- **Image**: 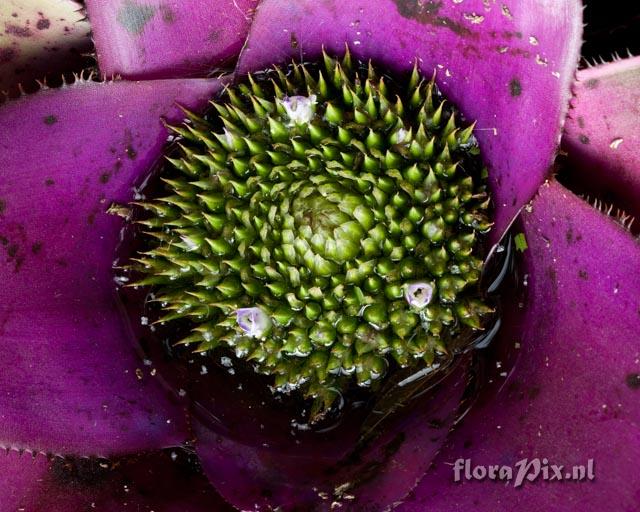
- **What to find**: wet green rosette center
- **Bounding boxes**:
[125,49,493,422]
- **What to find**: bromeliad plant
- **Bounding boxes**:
[1,1,639,511]
[123,53,494,421]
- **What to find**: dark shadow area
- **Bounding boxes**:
[582,2,640,64]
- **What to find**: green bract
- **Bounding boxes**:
[125,49,493,421]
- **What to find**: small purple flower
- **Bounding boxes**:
[0,1,639,511]
[280,95,318,126]
[236,307,271,337]
[404,281,435,309]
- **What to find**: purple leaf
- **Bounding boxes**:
[86,0,258,79]
[563,56,640,221]
[0,449,232,511]
[0,0,92,96]
[397,180,640,511]
[0,78,223,455]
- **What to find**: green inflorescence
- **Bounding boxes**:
[125,48,493,422]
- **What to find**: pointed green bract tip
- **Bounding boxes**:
[125,50,493,422]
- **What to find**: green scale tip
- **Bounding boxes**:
[123,48,494,423]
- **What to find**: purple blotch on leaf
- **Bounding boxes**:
[4,24,33,38]
[36,18,51,31]
[509,78,522,97]
[116,0,156,34]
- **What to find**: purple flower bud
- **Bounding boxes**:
[405,282,435,309]
[236,307,271,337]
